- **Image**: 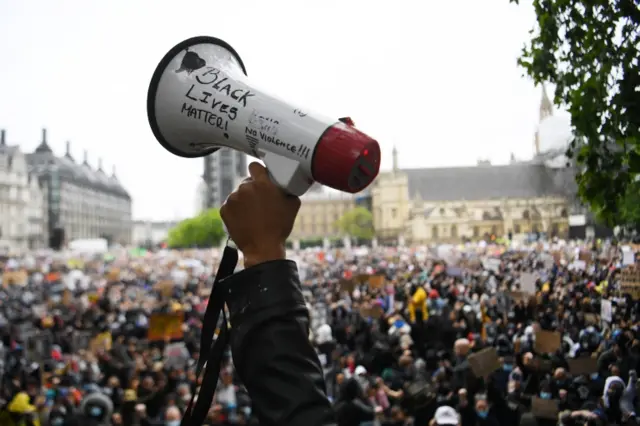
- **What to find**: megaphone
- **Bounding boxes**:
[147,36,381,196]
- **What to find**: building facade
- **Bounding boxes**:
[27,129,133,246]
[132,220,178,247]
[0,130,47,251]
[202,149,247,208]
[290,189,356,241]
[371,87,579,244]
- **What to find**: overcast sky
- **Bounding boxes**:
[0,0,557,221]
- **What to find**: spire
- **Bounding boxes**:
[34,128,53,154]
[111,165,117,178]
[65,141,74,161]
[83,149,89,166]
[540,84,553,122]
[392,145,398,173]
[98,157,104,172]
[0,129,5,146]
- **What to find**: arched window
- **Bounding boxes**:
[522,210,530,220]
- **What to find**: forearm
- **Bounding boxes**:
[226,260,336,426]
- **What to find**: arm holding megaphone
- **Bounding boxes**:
[219,162,337,426]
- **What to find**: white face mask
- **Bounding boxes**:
[166,421,181,426]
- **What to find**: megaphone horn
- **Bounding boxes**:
[147,36,381,196]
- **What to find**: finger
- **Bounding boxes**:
[248,162,269,182]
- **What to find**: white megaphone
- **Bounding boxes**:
[147,36,381,196]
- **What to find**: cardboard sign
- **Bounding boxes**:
[148,312,184,341]
[62,289,72,306]
[568,357,598,376]
[90,332,112,354]
[368,275,385,289]
[339,279,355,293]
[2,270,28,286]
[468,347,501,379]
[621,265,640,300]
[534,330,561,354]
[531,397,559,420]
[360,304,384,319]
[155,280,174,298]
[107,268,121,282]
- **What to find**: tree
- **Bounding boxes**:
[511,0,640,226]
[166,208,226,248]
[336,207,375,240]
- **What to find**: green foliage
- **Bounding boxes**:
[511,0,640,226]
[166,208,226,248]
[336,207,375,240]
[619,180,640,231]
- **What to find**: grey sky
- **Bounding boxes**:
[0,0,561,221]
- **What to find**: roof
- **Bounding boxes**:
[404,163,576,202]
[26,146,131,200]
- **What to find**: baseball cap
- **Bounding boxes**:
[434,406,459,425]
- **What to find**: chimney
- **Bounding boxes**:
[98,157,103,171]
[112,165,117,177]
[42,128,47,143]
[0,130,5,146]
[83,150,88,164]
[65,141,73,160]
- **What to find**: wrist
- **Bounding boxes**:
[242,244,286,268]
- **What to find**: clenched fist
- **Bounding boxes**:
[220,162,301,268]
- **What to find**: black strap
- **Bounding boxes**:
[181,245,238,426]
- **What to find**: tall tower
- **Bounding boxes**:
[392,146,399,173]
[534,84,554,156]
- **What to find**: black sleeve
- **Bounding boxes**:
[225,260,336,426]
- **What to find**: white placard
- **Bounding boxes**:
[601,299,612,323]
[520,272,537,294]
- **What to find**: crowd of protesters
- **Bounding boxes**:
[0,238,638,426]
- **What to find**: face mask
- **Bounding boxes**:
[51,418,64,426]
[89,406,103,417]
[503,364,513,372]
[540,392,552,400]
[166,421,181,426]
[476,409,488,419]
[590,373,599,380]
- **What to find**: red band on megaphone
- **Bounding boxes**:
[312,122,380,193]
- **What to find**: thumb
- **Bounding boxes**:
[248,162,269,182]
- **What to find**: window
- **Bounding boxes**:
[560,208,568,218]
[514,224,521,233]
[522,210,530,220]
[451,225,457,238]
[439,208,445,215]
[391,208,397,219]
[432,226,439,239]
[473,226,479,237]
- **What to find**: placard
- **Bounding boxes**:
[90,331,112,354]
[534,330,561,354]
[467,347,501,379]
[148,312,184,341]
[519,272,537,294]
[601,299,612,323]
[2,270,28,286]
[568,357,598,376]
[368,275,385,289]
[531,397,559,420]
[621,265,640,300]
